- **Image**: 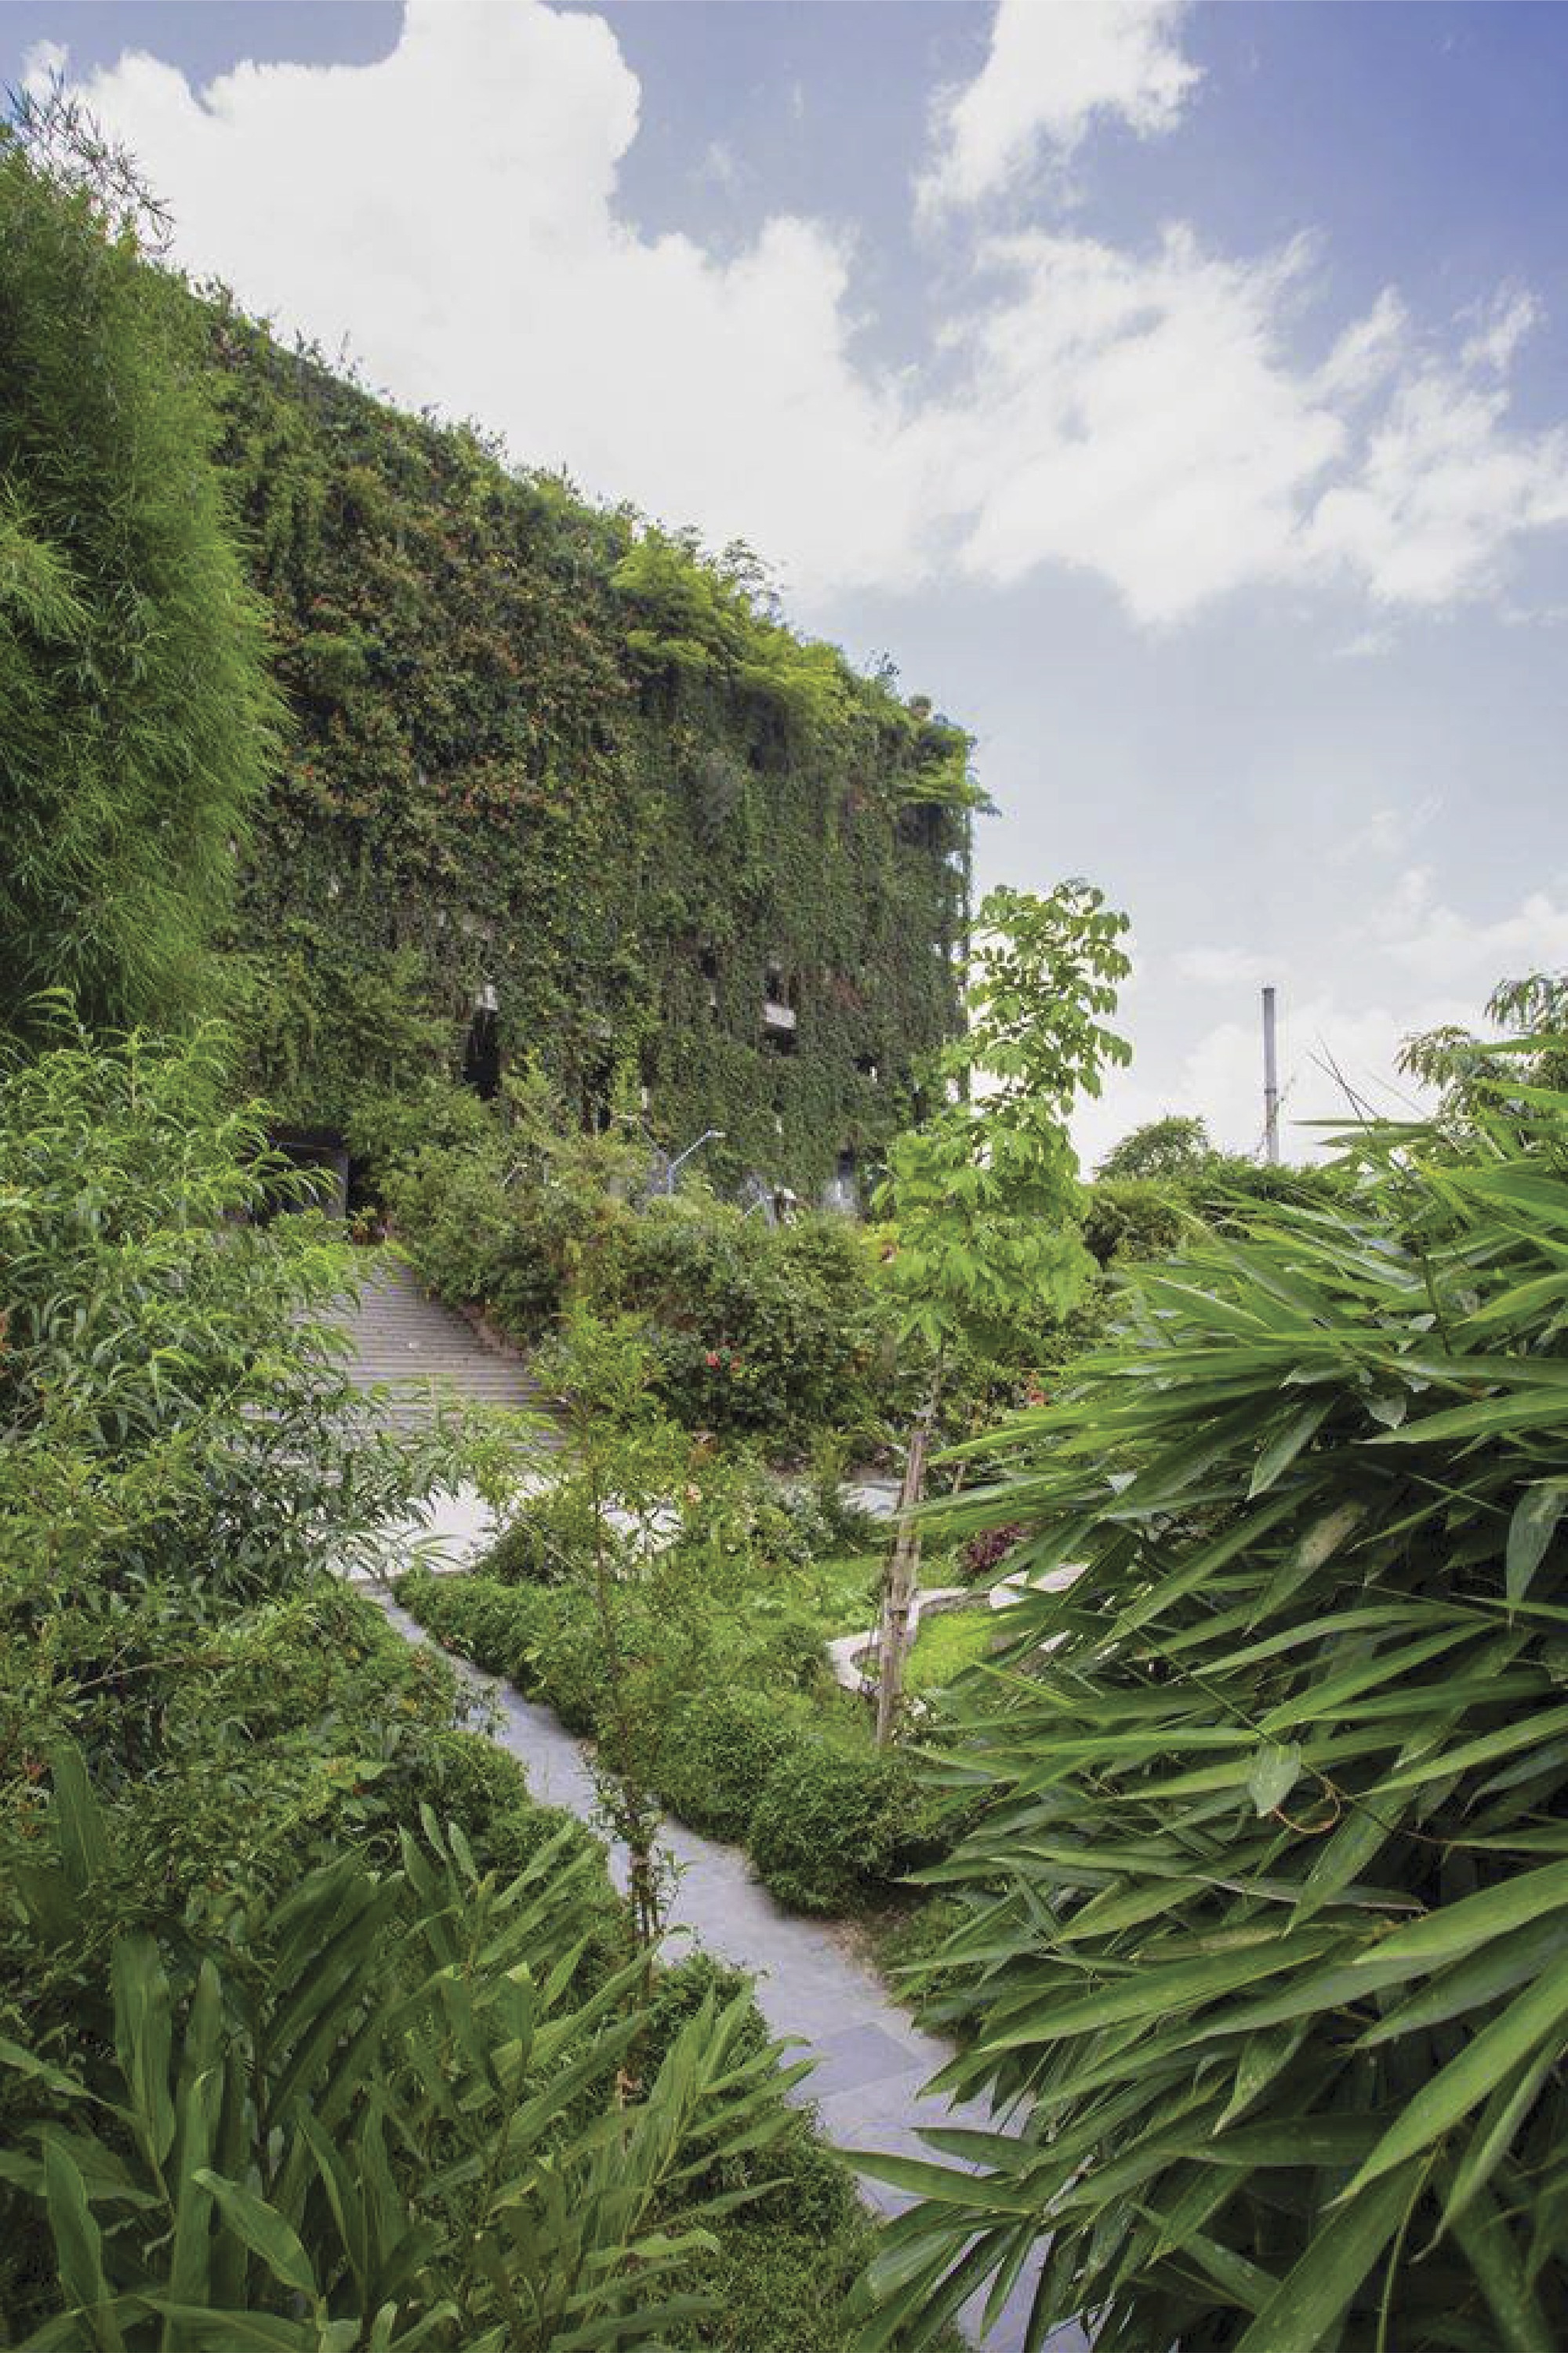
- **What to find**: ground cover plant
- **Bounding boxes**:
[855,1055,1568,2353]
[904,1607,996,1698]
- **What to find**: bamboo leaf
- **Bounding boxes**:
[192,2171,318,2300]
[1232,2162,1421,2353]
[1341,1965,1568,2196]
[1508,1483,1566,1604]
[1246,1744,1301,1817]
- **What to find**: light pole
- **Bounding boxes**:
[663,1127,724,1193]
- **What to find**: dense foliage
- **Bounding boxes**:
[201,303,971,1190]
[399,1420,948,1916]
[0,1030,885,2348]
[379,1069,903,1447]
[858,1072,1568,2352]
[879,884,1131,1360]
[0,131,275,1040]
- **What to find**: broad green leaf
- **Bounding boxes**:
[1341,1962,1568,2195]
[1353,1861,1568,1974]
[111,1933,176,2175]
[1247,1402,1333,1498]
[1508,1483,1566,1604]
[42,2131,124,2351]
[1232,2161,1421,2353]
[1246,1744,1301,1817]
[192,2171,318,2299]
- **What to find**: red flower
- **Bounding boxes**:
[704,1349,720,1368]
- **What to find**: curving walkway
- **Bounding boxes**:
[343,1259,1087,2353]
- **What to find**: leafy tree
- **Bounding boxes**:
[1403,967,1568,1128]
[0,110,276,1038]
[857,1055,1568,2352]
[1095,1110,1213,1181]
[870,881,1131,1738]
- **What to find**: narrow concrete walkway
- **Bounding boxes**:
[374,1575,1083,2353]
[336,1260,1086,2352]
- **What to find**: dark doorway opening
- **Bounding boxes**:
[463,986,502,1100]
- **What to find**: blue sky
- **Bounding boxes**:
[9,1,1567,1161]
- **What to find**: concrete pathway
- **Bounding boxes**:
[337,1256,1087,2351]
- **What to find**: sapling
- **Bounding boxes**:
[871,881,1131,1741]
[542,1309,692,1996]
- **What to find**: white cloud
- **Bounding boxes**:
[1307,339,1568,608]
[1077,874,1568,1168]
[34,0,1568,629]
[1330,798,1440,863]
[939,227,1345,623]
[34,4,923,601]
[1375,867,1568,989]
[921,0,1201,214]
[1172,946,1272,986]
[1075,986,1468,1168]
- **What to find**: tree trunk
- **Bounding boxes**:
[874,1385,938,1745]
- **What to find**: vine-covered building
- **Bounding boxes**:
[209,310,974,1198]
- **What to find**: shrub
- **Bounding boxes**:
[746,1606,833,1693]
[859,1076,1568,2351]
[399,1566,565,1694]
[0,1029,857,2348]
[655,1690,800,1842]
[0,125,277,1038]
[551,1193,899,1446]
[749,1736,924,1914]
[481,1478,604,1585]
[388,1723,615,1903]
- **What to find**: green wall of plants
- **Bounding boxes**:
[205,304,974,1196]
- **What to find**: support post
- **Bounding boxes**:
[874,1403,933,1745]
[1262,985,1279,1167]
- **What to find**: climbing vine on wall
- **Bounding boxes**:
[204,300,975,1195]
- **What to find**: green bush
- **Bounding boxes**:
[655,1690,801,1842]
[0,1027,873,2347]
[387,1723,616,1905]
[749,1736,926,1915]
[590,1196,895,1441]
[0,126,277,1038]
[399,1564,564,1696]
[397,1567,953,1916]
[481,1477,604,1585]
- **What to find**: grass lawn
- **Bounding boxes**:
[906,1603,995,1693]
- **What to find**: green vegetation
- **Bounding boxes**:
[0,126,276,1041]
[904,1607,994,1695]
[397,1393,947,1916]
[857,1062,1568,2351]
[869,881,1132,1738]
[201,307,970,1189]
[382,1067,902,1447]
[0,1026,887,2348]
[23,87,1568,2353]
